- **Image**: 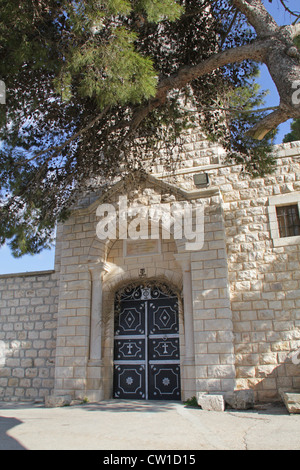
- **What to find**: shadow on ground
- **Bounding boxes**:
[72,399,290,417]
[0,416,26,450]
[81,399,180,413]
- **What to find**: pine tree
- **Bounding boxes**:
[0,0,299,256]
[283,119,300,143]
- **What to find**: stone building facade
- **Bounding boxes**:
[0,132,300,404]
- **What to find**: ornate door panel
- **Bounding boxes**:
[113,285,181,400]
[148,364,181,400]
[113,364,146,399]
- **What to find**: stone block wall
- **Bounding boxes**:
[0,271,58,402]
[159,140,300,401]
[190,193,235,396]
[208,143,300,401]
[51,174,235,402]
[0,134,299,404]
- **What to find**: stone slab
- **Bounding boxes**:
[280,391,300,414]
[197,392,225,412]
[224,390,255,410]
[45,395,72,408]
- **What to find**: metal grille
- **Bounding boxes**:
[113,285,181,401]
[276,205,300,238]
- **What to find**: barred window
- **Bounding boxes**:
[276,205,300,238]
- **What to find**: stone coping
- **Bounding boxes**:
[0,269,55,279]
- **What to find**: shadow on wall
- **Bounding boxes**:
[0,416,26,450]
[231,248,300,402]
[235,352,300,402]
[222,164,300,402]
[230,244,300,401]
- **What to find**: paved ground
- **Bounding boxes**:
[0,399,299,451]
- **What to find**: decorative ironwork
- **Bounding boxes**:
[115,282,178,302]
[113,284,181,401]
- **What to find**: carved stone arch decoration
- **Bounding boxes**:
[87,236,108,265]
[84,170,210,264]
[86,217,187,266]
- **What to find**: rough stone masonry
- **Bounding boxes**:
[0,133,300,406]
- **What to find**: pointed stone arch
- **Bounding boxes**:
[64,170,223,400]
[78,171,219,265]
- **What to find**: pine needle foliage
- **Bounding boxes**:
[0,0,276,256]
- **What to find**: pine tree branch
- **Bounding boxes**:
[246,108,289,139]
[128,39,269,130]
[219,9,239,49]
[19,106,110,165]
[278,0,300,19]
[232,0,279,37]
[18,40,269,166]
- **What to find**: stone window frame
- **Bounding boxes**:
[268,192,300,247]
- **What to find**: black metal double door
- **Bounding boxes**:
[113,286,181,400]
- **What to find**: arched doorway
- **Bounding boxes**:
[113,283,181,400]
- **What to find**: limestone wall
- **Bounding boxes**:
[0,131,299,404]
[0,271,58,402]
[208,143,300,401]
[158,139,300,401]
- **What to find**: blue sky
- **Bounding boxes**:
[0,0,299,275]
